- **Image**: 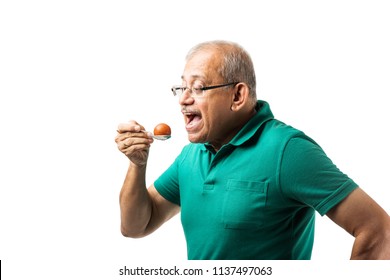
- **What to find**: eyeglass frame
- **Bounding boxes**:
[171,82,239,97]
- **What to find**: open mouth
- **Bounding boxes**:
[182,110,202,130]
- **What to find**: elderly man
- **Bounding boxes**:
[115,40,390,260]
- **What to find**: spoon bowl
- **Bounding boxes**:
[152,135,171,141]
[142,130,171,141]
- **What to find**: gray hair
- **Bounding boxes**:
[186,40,257,104]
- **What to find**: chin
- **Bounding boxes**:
[187,136,201,143]
[187,133,206,144]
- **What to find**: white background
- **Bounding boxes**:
[1,0,389,279]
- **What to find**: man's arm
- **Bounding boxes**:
[119,164,180,238]
[115,120,180,238]
[326,187,390,259]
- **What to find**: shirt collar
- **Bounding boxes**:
[202,100,274,151]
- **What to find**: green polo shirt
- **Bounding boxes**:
[154,100,358,260]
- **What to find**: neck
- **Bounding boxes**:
[210,108,257,152]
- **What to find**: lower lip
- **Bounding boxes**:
[185,116,202,132]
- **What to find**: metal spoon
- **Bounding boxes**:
[151,134,171,141]
[142,130,171,141]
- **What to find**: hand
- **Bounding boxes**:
[115,120,153,166]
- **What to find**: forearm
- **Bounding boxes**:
[326,188,390,260]
[119,163,153,238]
[350,219,390,260]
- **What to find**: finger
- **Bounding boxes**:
[124,135,153,146]
[118,140,147,151]
[117,120,145,133]
[120,142,151,157]
[117,134,153,150]
[115,131,153,143]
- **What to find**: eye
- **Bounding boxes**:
[192,81,204,90]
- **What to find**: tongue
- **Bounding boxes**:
[188,115,202,128]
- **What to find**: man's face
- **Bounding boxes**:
[179,49,236,149]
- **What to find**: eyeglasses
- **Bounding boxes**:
[171,82,238,97]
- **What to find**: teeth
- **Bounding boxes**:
[182,110,201,126]
[182,109,199,115]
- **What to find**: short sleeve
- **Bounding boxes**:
[279,137,358,215]
[154,151,182,206]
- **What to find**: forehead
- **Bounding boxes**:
[182,49,222,83]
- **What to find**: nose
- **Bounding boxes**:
[178,89,195,106]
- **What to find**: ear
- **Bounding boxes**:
[230,83,250,111]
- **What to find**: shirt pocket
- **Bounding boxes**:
[222,179,268,230]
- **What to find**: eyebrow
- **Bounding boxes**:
[181,74,206,81]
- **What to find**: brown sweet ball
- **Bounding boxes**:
[153,123,171,136]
